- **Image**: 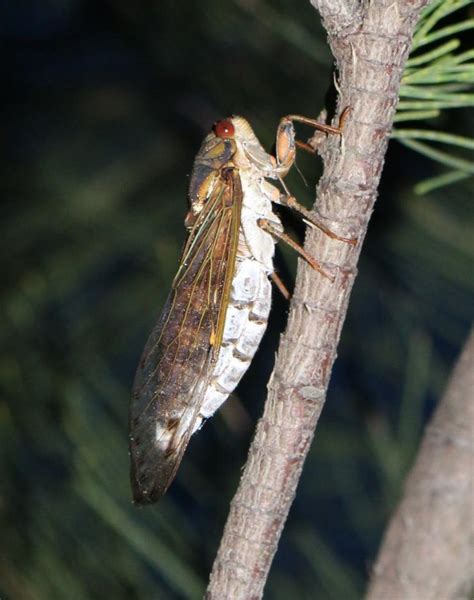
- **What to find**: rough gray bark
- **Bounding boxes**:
[207,1,430,598]
[366,329,474,600]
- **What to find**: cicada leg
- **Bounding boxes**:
[270,271,291,300]
[295,140,317,154]
[274,107,350,173]
[278,194,357,246]
[287,106,350,134]
[257,218,334,281]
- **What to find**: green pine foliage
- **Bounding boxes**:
[395,0,474,193]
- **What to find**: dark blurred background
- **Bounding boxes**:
[1,2,472,599]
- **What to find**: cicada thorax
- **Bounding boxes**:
[185,133,237,230]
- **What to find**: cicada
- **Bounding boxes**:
[130,112,354,504]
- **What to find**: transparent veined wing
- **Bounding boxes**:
[130,167,242,504]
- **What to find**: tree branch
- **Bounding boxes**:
[207,1,430,598]
[366,329,474,600]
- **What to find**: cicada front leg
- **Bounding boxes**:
[270,108,357,246]
[258,109,356,290]
[273,107,350,175]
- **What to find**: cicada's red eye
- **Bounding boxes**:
[213,119,235,138]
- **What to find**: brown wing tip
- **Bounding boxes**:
[129,399,200,506]
[130,468,172,505]
[130,454,174,505]
[132,487,163,506]
[129,437,184,506]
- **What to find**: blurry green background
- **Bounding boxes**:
[1,2,472,599]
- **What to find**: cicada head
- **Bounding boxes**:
[186,121,238,227]
[229,115,277,175]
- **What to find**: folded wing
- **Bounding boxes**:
[130,168,242,503]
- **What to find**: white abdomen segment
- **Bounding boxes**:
[193,169,280,429]
[196,253,272,425]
